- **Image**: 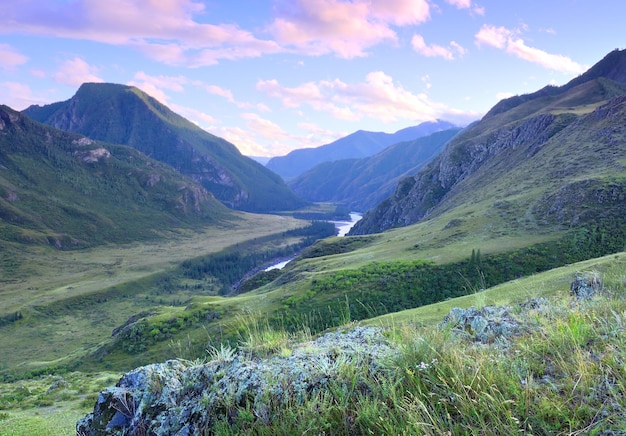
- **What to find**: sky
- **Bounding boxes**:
[0,1,623,157]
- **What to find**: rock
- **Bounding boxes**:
[440,305,521,344]
[570,273,603,300]
[77,327,396,435]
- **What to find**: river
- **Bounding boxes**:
[264,212,362,271]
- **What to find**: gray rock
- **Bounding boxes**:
[570,273,603,300]
[77,327,396,435]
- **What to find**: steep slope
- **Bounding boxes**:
[0,105,230,248]
[289,127,461,211]
[266,120,457,180]
[23,83,306,213]
[351,49,626,235]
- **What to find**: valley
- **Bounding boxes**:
[1,48,626,435]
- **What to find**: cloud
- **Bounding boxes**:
[241,113,289,141]
[475,24,587,75]
[444,0,485,15]
[0,82,49,110]
[53,57,103,87]
[171,104,219,127]
[496,91,515,101]
[127,71,188,104]
[218,117,346,156]
[0,0,283,67]
[215,126,268,156]
[0,44,28,68]
[411,35,466,60]
[446,0,471,7]
[268,0,431,58]
[212,115,291,157]
[258,71,479,125]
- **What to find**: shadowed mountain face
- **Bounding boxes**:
[351,49,626,236]
[288,128,462,212]
[266,120,458,180]
[23,83,307,213]
[0,105,232,248]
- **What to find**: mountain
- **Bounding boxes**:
[288,127,462,212]
[265,120,457,180]
[23,83,306,213]
[0,105,231,248]
[350,49,626,235]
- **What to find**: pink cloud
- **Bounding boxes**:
[445,0,472,8]
[53,57,103,88]
[268,0,430,58]
[257,80,324,108]
[411,35,466,60]
[127,71,188,104]
[171,104,219,127]
[257,71,478,125]
[475,24,587,75]
[0,44,29,68]
[475,24,511,49]
[241,113,289,141]
[0,0,283,67]
[444,0,485,15]
[0,82,44,110]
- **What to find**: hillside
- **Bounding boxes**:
[266,120,456,180]
[351,49,626,235]
[23,83,306,213]
[0,105,230,249]
[288,127,461,212]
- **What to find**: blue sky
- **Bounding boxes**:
[0,0,623,157]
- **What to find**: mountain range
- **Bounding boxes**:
[351,48,626,236]
[3,50,626,433]
[23,83,306,213]
[288,127,462,212]
[265,120,457,180]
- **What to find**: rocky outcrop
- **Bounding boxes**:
[440,298,551,345]
[77,327,396,435]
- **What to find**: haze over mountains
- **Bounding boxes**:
[288,127,462,212]
[23,83,306,213]
[266,120,457,180]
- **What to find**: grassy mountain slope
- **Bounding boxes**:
[288,127,461,212]
[0,104,230,250]
[23,83,306,213]
[351,49,626,235]
[266,120,456,180]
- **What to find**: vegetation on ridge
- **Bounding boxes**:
[23,83,307,212]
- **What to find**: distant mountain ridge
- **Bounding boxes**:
[0,105,230,248]
[23,83,306,213]
[288,127,462,212]
[351,48,626,235]
[266,120,457,180]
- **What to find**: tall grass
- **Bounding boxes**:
[205,277,626,435]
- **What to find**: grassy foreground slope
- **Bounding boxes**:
[1,252,624,435]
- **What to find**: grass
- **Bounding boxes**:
[365,252,626,328]
[0,213,307,376]
[198,262,626,434]
[0,372,119,436]
[2,253,626,434]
